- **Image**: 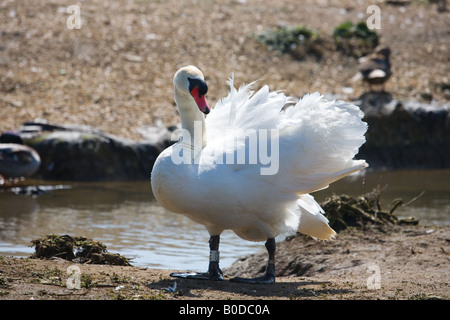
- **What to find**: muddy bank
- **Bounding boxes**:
[0,225,448,300]
[17,121,174,181]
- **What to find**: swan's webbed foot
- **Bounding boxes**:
[230,261,275,284]
[230,238,276,284]
[170,271,223,281]
[170,261,223,281]
[230,273,275,284]
[170,235,223,281]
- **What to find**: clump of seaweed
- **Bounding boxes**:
[332,20,379,57]
[30,234,131,266]
[321,188,418,232]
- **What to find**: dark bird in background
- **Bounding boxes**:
[0,132,41,183]
[352,46,392,92]
[437,0,447,13]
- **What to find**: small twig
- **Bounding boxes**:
[389,190,425,214]
[402,190,425,207]
[389,199,403,214]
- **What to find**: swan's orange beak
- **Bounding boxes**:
[190,86,210,114]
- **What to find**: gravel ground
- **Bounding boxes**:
[1,0,449,140]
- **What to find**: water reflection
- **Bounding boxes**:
[0,170,449,271]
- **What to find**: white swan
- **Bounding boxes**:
[151,66,368,283]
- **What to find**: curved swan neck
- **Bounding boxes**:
[175,87,207,149]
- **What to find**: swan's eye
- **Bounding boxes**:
[188,78,208,97]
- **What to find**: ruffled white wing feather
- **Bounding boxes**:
[205,76,367,193]
[201,76,368,240]
[206,76,286,141]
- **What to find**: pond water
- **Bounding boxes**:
[0,169,449,272]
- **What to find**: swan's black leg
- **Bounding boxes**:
[170,235,223,281]
[230,238,276,284]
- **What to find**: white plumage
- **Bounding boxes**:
[151,66,368,283]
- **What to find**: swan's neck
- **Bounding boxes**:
[175,87,207,150]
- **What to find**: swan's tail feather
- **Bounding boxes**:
[329,161,368,182]
[296,194,336,241]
